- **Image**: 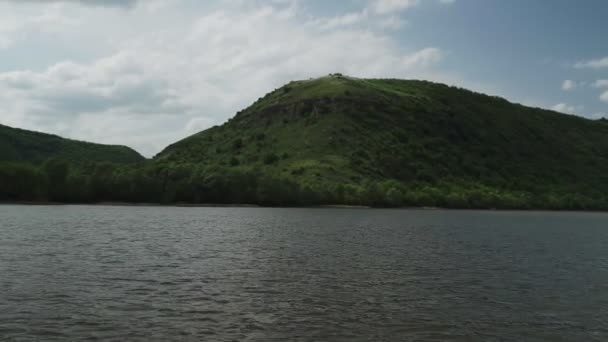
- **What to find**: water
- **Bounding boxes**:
[1,206,607,341]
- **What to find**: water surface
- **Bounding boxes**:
[1,206,607,341]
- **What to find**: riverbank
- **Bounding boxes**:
[3,201,608,213]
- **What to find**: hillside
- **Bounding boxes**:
[0,124,144,164]
[153,74,608,208]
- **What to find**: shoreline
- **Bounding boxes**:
[1,201,608,213]
[0,201,369,209]
[0,201,261,208]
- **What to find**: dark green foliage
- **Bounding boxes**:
[232,138,243,150]
[3,75,608,209]
[263,153,279,165]
[0,124,144,164]
[0,162,46,201]
[43,158,70,201]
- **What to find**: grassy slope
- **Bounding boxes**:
[156,75,608,201]
[0,124,145,164]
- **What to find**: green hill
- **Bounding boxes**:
[0,123,144,164]
[153,74,608,208]
[4,74,608,209]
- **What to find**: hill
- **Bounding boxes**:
[0,123,144,164]
[3,74,608,209]
[153,74,608,208]
[0,123,144,202]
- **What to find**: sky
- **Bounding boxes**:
[0,0,607,157]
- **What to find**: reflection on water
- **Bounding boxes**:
[1,206,607,341]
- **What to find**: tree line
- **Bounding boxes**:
[1,158,607,210]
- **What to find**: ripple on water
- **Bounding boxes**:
[0,206,608,341]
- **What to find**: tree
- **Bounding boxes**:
[43,158,70,201]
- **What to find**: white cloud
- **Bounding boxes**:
[551,103,579,114]
[317,0,450,31]
[370,0,418,14]
[311,11,369,30]
[377,15,406,30]
[0,0,452,156]
[14,0,139,8]
[368,0,453,12]
[0,36,13,49]
[561,79,576,91]
[601,91,608,104]
[402,47,443,68]
[574,57,608,69]
[593,80,608,88]
[312,2,413,31]
[0,2,78,49]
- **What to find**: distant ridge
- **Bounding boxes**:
[0,123,144,164]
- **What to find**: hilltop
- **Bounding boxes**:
[0,124,144,164]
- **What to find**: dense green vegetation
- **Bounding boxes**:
[3,74,608,209]
[0,124,144,164]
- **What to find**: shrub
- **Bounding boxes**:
[263,153,279,165]
[232,138,243,150]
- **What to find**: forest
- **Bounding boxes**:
[1,158,606,209]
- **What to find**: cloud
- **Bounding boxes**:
[311,11,369,30]
[0,54,182,114]
[561,80,576,91]
[311,1,415,31]
[12,0,139,8]
[0,36,13,49]
[551,103,579,114]
[589,80,608,104]
[377,15,407,30]
[370,0,419,14]
[574,57,608,69]
[0,1,451,156]
[402,47,443,68]
[316,0,451,31]
[593,80,608,88]
[0,2,79,49]
[368,0,454,13]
